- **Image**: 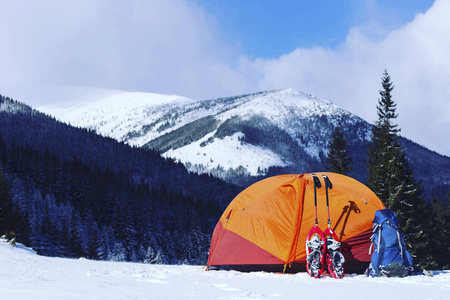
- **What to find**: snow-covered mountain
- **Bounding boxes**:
[7,85,448,197]
[1,240,449,300]
[36,88,370,178]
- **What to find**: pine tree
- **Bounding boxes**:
[367,70,428,266]
[325,127,352,175]
[367,70,399,204]
[0,165,21,242]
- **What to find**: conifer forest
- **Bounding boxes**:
[0,96,240,264]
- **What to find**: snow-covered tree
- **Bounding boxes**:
[144,245,164,264]
[108,242,126,262]
[325,127,352,175]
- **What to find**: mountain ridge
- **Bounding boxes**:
[4,86,450,200]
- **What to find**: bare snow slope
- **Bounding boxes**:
[0,241,449,300]
[35,86,196,147]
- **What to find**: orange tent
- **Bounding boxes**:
[207,172,385,273]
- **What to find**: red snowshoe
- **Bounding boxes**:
[324,227,345,279]
[306,225,326,278]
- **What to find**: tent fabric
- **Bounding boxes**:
[207,173,385,272]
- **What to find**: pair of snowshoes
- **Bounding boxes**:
[305,174,345,279]
[306,228,345,279]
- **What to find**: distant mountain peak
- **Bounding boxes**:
[262,88,334,105]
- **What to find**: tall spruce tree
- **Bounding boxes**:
[367,70,428,266]
[325,127,352,175]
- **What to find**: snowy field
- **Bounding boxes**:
[0,241,449,300]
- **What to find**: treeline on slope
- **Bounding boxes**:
[398,137,450,201]
[0,95,240,264]
[145,116,219,153]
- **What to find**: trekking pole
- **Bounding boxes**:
[312,174,322,225]
[322,175,333,228]
[321,174,345,279]
[306,174,325,278]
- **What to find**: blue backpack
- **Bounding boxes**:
[366,209,414,277]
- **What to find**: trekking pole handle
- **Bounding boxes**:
[322,175,333,227]
[312,174,321,207]
[312,174,322,190]
[322,175,333,189]
[312,174,321,225]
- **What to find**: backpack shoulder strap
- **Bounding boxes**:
[368,222,384,255]
[394,225,405,259]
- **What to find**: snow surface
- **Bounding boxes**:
[1,241,449,300]
[216,88,336,123]
[165,132,287,175]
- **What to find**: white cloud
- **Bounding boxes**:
[0,0,242,98]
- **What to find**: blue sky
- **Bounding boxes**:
[193,0,434,58]
[0,0,448,156]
